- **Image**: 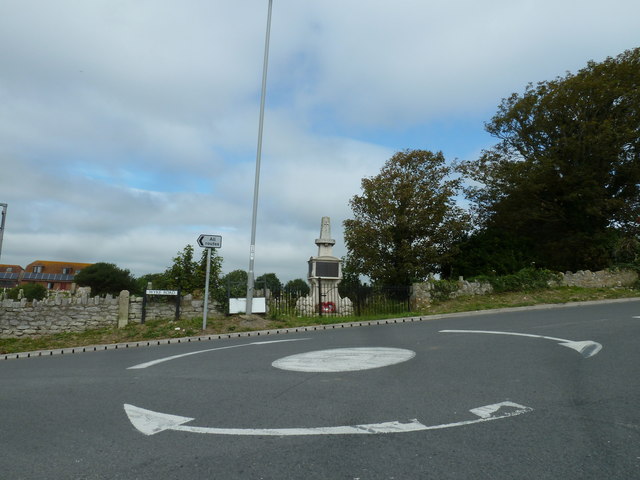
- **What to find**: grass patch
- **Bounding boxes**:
[1,286,638,355]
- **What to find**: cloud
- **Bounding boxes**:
[1,0,639,283]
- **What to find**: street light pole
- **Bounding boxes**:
[246,0,273,316]
[0,203,7,264]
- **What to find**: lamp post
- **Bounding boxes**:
[0,203,7,263]
[246,0,273,316]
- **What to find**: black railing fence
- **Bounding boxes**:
[340,284,412,316]
[264,283,412,318]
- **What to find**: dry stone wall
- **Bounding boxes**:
[556,269,638,288]
[0,290,221,338]
[411,269,638,309]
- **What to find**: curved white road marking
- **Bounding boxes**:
[127,338,310,370]
[124,401,532,436]
[272,347,416,372]
[440,330,602,358]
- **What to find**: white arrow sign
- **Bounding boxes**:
[440,330,602,358]
[197,234,222,248]
[124,401,532,436]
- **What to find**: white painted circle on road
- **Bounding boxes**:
[272,347,416,372]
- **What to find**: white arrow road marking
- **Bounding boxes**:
[124,401,532,436]
[127,338,310,370]
[440,330,602,358]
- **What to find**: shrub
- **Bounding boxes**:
[489,268,560,293]
[5,283,48,301]
[430,279,460,302]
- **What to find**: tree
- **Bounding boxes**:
[220,269,248,298]
[74,262,137,296]
[343,149,470,286]
[284,278,310,296]
[163,244,200,293]
[458,48,640,273]
[163,244,222,295]
[338,254,364,297]
[255,272,282,296]
[135,273,169,293]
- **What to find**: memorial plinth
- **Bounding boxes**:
[296,217,353,316]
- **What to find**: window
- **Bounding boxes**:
[6,267,12,272]
[62,268,72,275]
[33,266,43,273]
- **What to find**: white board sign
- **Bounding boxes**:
[229,298,266,314]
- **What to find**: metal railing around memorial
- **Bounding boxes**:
[265,284,413,318]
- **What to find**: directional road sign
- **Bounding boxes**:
[197,234,222,249]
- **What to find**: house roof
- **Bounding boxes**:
[0,264,24,272]
[26,260,93,271]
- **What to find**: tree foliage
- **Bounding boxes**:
[136,273,169,293]
[162,244,222,295]
[457,48,640,274]
[284,278,310,296]
[256,272,282,296]
[220,269,248,298]
[344,149,470,286]
[74,262,137,296]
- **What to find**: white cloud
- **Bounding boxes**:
[1,0,638,283]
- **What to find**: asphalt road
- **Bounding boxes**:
[1,299,639,479]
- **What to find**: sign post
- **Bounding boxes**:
[198,234,222,330]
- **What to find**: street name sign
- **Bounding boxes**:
[146,290,179,296]
[197,234,222,249]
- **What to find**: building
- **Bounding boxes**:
[0,264,24,289]
[0,261,93,291]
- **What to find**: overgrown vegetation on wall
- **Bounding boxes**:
[472,268,561,294]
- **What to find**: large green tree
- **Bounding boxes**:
[344,149,470,286]
[458,48,640,273]
[74,262,138,296]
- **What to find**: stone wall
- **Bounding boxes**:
[410,277,493,310]
[0,290,221,338]
[556,269,638,288]
[411,269,638,309]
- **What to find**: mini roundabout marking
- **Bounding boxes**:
[124,343,535,437]
[124,401,532,436]
[125,327,605,437]
[271,347,416,372]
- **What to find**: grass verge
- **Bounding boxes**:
[1,286,638,355]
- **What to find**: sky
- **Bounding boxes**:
[1,0,638,283]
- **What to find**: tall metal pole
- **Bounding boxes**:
[0,203,7,264]
[246,0,273,316]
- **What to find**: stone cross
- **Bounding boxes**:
[315,216,336,257]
